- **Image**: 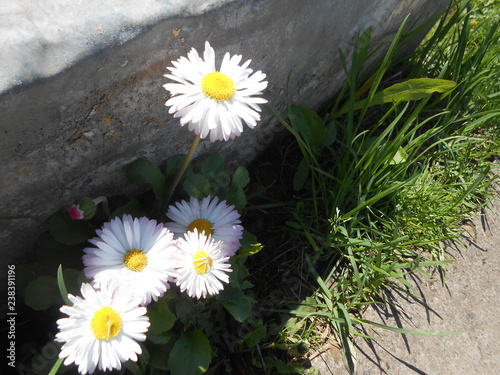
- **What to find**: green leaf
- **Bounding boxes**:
[231,166,250,190]
[24,269,84,310]
[238,231,264,257]
[175,296,196,325]
[110,198,145,219]
[148,298,176,335]
[165,154,193,181]
[237,241,264,258]
[293,157,310,191]
[225,186,247,212]
[237,243,264,258]
[209,170,232,196]
[232,257,250,281]
[389,146,408,165]
[216,284,254,322]
[183,174,211,199]
[148,331,173,345]
[243,324,267,348]
[379,78,456,102]
[24,276,61,310]
[339,78,457,114]
[49,211,94,245]
[126,158,167,201]
[149,344,171,370]
[201,155,225,178]
[322,120,338,147]
[168,329,212,375]
[288,105,327,149]
[240,280,254,290]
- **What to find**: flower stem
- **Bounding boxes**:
[49,357,64,375]
[92,196,110,217]
[164,134,201,209]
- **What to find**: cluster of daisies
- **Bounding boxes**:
[55,41,267,374]
[56,196,243,374]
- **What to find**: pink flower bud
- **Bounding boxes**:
[67,204,84,220]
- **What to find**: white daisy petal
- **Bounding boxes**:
[166,195,243,256]
[164,41,268,142]
[83,215,176,306]
[55,283,150,374]
[172,230,232,298]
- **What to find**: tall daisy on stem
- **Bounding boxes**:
[163,41,268,203]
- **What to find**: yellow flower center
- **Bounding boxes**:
[192,250,213,274]
[201,72,236,101]
[123,249,148,272]
[187,218,214,236]
[90,307,122,340]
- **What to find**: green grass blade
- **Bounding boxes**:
[305,254,333,310]
[57,265,72,306]
[337,79,456,115]
[353,317,469,336]
[49,357,64,375]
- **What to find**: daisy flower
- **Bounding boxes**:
[163,41,268,142]
[55,283,150,374]
[173,229,232,299]
[165,195,243,256]
[83,215,176,306]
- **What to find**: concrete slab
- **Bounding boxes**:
[0,0,449,276]
[0,0,236,94]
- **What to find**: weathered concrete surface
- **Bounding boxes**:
[0,0,236,94]
[310,178,500,374]
[0,0,449,273]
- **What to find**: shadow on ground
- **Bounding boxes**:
[311,178,500,375]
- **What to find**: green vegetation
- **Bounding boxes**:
[16,1,498,374]
[247,0,499,372]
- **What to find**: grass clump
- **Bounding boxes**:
[248,0,499,372]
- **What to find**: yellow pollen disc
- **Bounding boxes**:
[90,306,122,340]
[193,250,213,274]
[187,218,214,236]
[123,249,148,272]
[201,71,236,101]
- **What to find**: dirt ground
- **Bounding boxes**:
[310,177,500,375]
